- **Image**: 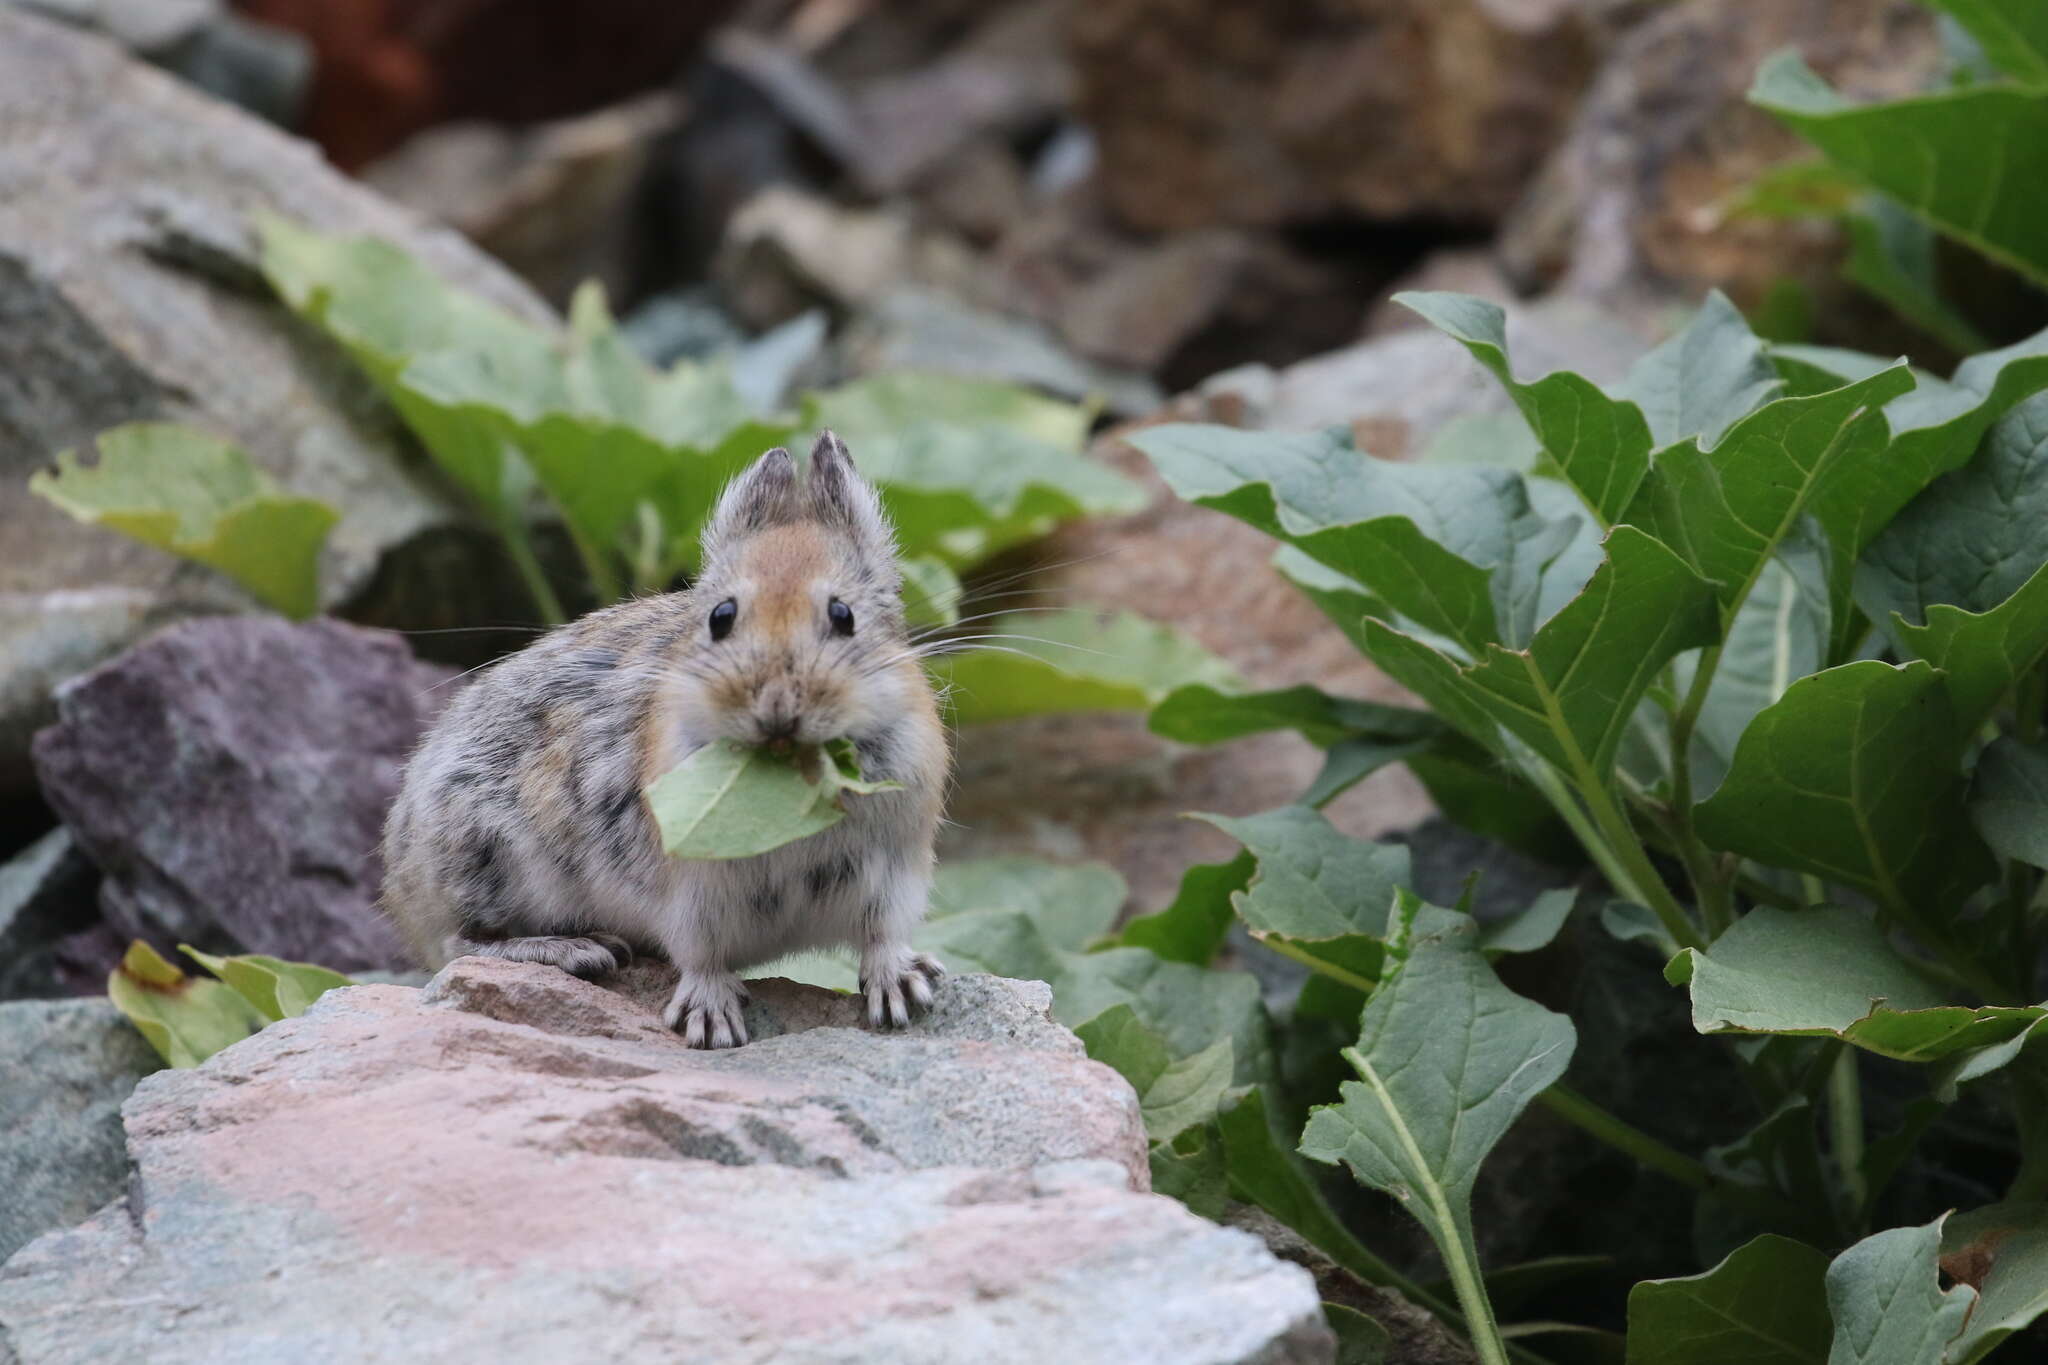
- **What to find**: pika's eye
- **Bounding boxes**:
[709,598,737,642]
[828,598,855,637]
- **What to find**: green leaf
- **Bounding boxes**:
[1624,364,1915,615]
[900,555,963,629]
[1692,661,1990,907]
[1894,559,2048,733]
[1859,392,2048,649]
[1750,49,2048,289]
[1972,736,2048,870]
[30,424,337,618]
[1666,906,2043,1060]
[1196,806,1419,991]
[1940,1201,2048,1363]
[1326,1304,1393,1365]
[106,940,264,1069]
[644,739,900,860]
[1366,527,1721,781]
[1149,683,1440,750]
[933,608,1239,725]
[1823,1218,1975,1365]
[929,855,1124,950]
[1840,198,1991,356]
[1624,1234,1831,1365]
[1922,0,2048,85]
[1478,888,1577,956]
[178,946,352,1023]
[1112,851,1252,966]
[1149,1123,1231,1219]
[803,372,1143,565]
[1076,1003,1236,1143]
[1053,946,1275,1088]
[1301,907,1575,1360]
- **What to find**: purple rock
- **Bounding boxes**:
[31,616,455,973]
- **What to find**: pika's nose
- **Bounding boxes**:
[758,711,799,747]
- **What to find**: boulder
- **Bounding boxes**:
[940,297,1651,907]
[0,997,158,1263]
[1066,0,1599,234]
[31,616,456,975]
[0,5,553,798]
[1497,0,1942,323]
[0,959,1332,1364]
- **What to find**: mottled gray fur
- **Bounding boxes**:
[381,432,949,1047]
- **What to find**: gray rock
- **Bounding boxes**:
[0,997,158,1263]
[0,6,552,798]
[31,616,456,974]
[0,959,1331,1363]
[0,828,100,1001]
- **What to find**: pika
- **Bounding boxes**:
[380,432,949,1048]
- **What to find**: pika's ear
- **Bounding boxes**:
[806,430,895,558]
[702,446,799,562]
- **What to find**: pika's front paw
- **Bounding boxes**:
[664,972,750,1049]
[859,949,944,1030]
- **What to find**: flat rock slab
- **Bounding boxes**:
[0,960,1330,1364]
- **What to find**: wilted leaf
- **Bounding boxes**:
[1076,1003,1236,1142]
[645,738,900,860]
[933,608,1238,725]
[1751,49,2048,289]
[1624,1234,1831,1365]
[1693,661,1991,907]
[107,940,264,1069]
[179,946,352,1023]
[1824,1218,1975,1365]
[1666,906,2043,1059]
[31,425,337,619]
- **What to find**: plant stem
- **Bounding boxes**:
[1576,772,1707,952]
[498,518,566,626]
[1668,643,1738,936]
[1536,1085,1710,1191]
[1829,1048,1868,1214]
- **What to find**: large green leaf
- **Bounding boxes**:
[1940,1201,2048,1363]
[933,608,1238,725]
[1666,906,2044,1060]
[1057,946,1276,1087]
[644,739,899,860]
[1300,905,1575,1359]
[1859,393,2048,648]
[106,940,265,1069]
[1111,851,1252,967]
[1922,0,2048,86]
[1692,661,1990,907]
[1076,1004,1235,1143]
[1971,736,2048,870]
[804,372,1143,565]
[1196,806,1418,991]
[1366,527,1720,781]
[1750,49,2048,288]
[1895,559,2048,733]
[1624,365,1915,616]
[31,424,337,619]
[1624,1234,1831,1365]
[929,855,1124,949]
[1824,1218,1975,1365]
[1149,683,1440,750]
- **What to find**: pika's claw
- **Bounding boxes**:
[860,950,945,1029]
[664,972,749,1049]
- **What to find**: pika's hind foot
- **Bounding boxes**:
[860,948,944,1029]
[453,933,633,979]
[664,970,750,1049]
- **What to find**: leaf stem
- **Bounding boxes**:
[1535,1085,1710,1191]
[1668,643,1737,936]
[1576,773,1706,952]
[1829,1048,1868,1215]
[497,516,566,625]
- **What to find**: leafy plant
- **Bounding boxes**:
[1744,0,2048,347]
[1066,287,2048,1359]
[107,939,353,1067]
